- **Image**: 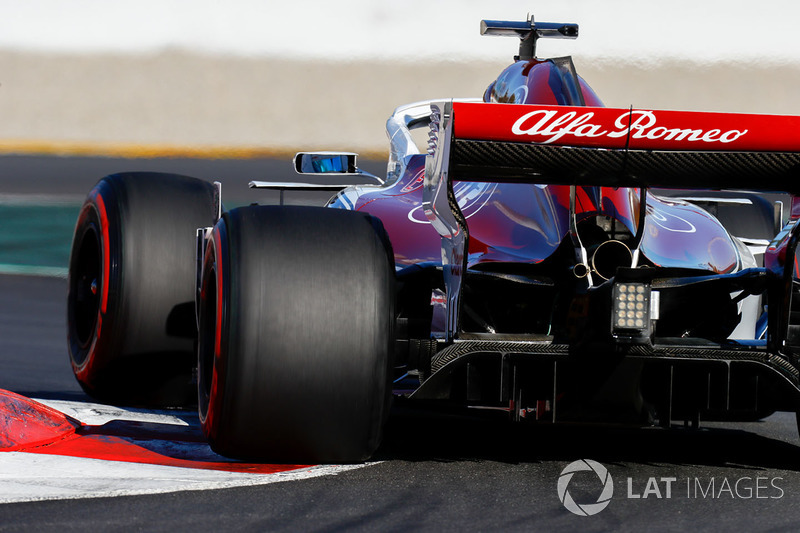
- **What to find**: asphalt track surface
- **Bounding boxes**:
[2,155,800,531]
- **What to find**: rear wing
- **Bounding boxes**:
[440,102,800,190]
[422,100,800,344]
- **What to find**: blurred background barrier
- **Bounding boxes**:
[0,202,76,277]
[3,53,800,155]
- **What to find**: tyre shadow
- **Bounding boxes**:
[376,403,800,472]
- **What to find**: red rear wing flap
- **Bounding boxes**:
[448,102,800,192]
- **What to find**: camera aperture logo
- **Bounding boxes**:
[557,460,785,516]
[557,459,614,516]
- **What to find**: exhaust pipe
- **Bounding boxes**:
[591,240,633,281]
[571,262,590,279]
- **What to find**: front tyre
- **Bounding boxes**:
[198,206,395,462]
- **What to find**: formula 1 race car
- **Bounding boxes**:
[67,16,800,463]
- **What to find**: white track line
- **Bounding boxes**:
[0,454,367,504]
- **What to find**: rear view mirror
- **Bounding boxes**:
[294,152,358,175]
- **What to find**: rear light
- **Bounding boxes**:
[612,282,658,340]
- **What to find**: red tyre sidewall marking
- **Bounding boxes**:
[200,224,226,438]
[96,192,110,316]
[211,224,226,435]
[72,188,111,380]
[214,226,224,363]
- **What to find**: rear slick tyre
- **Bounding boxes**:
[67,172,216,407]
[198,205,395,463]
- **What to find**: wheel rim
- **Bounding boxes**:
[70,223,102,356]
